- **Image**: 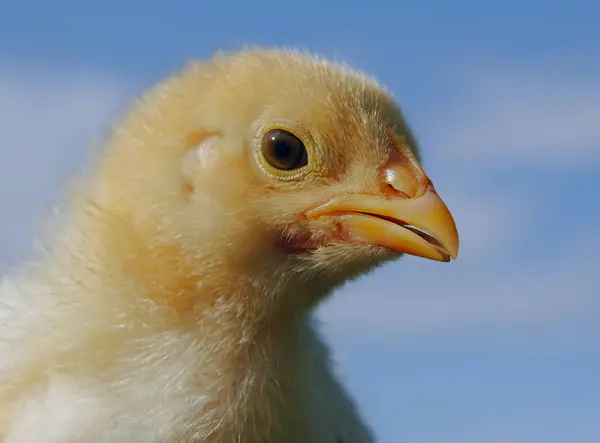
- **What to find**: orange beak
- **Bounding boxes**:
[305,149,459,262]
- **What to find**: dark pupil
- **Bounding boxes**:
[273,137,293,161]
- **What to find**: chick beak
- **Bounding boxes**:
[305,150,459,262]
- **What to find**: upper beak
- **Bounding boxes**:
[305,148,459,262]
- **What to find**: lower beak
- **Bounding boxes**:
[305,187,459,262]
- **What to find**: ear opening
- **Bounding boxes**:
[180,130,222,198]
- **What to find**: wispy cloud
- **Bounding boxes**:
[426,63,600,169]
[319,232,598,343]
[0,61,129,263]
[413,422,600,443]
[401,62,600,263]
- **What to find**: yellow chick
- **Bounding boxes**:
[0,48,458,443]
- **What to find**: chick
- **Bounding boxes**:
[0,48,459,443]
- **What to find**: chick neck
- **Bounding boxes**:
[50,199,334,441]
[62,187,333,337]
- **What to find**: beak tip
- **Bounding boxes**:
[446,236,459,261]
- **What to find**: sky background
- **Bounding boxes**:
[1,1,599,442]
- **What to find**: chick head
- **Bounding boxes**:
[99,48,459,302]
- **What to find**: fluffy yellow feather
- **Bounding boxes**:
[0,48,458,443]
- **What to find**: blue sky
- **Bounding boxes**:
[1,1,599,442]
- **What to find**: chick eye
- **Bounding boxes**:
[262,129,308,171]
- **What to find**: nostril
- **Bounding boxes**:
[378,162,421,198]
[382,183,410,199]
[379,165,418,197]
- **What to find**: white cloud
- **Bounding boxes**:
[436,186,534,261]
[410,416,600,443]
[399,62,600,268]
[415,429,600,443]
[0,61,129,263]
[318,225,600,343]
[425,64,600,169]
